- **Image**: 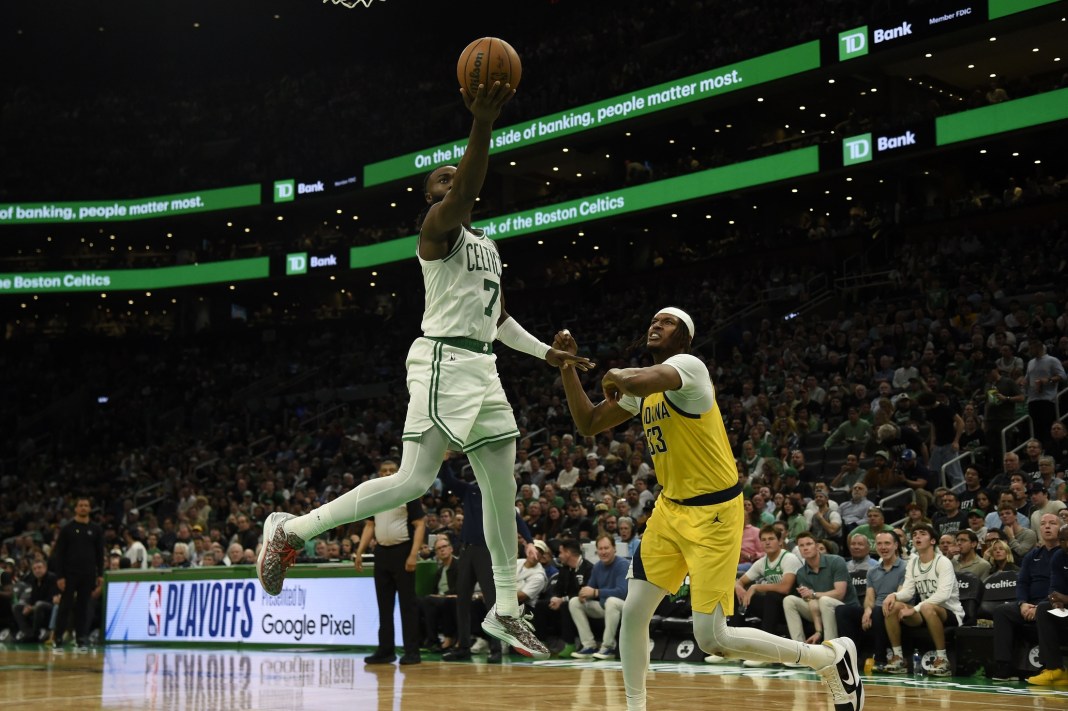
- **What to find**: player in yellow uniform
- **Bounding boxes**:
[554,308,863,711]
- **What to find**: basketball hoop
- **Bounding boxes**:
[322,0,383,8]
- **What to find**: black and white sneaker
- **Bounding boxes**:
[818,638,864,711]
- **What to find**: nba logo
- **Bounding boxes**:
[147,584,163,637]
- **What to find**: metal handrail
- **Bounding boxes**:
[877,487,914,511]
[132,481,164,499]
[1057,385,1068,422]
[939,450,976,489]
[248,434,275,455]
[298,403,347,429]
[1002,415,1034,458]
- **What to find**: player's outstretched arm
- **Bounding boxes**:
[421,82,513,242]
[553,330,630,436]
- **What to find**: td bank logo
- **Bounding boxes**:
[839,27,868,60]
[286,252,308,275]
[274,179,295,203]
[842,134,872,165]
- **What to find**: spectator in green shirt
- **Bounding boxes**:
[823,407,872,451]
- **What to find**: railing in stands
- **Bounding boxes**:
[1002,415,1034,458]
[877,487,914,515]
[940,450,977,490]
[1057,385,1068,422]
[298,403,347,430]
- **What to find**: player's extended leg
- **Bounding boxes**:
[258,427,449,596]
[694,604,865,711]
[468,439,549,659]
[619,578,671,711]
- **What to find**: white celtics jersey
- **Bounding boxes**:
[419,225,502,342]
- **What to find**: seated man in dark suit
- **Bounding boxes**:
[419,535,460,652]
[532,539,593,658]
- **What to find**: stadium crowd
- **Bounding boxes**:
[3,205,1068,680]
[3,0,1068,686]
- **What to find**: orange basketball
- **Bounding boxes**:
[456,37,522,96]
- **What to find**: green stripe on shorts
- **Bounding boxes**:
[428,341,462,446]
[463,430,520,453]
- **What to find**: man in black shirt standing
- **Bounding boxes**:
[51,497,104,652]
[917,392,963,488]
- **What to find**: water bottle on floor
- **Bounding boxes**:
[912,650,924,679]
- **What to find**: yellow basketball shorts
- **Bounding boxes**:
[401,337,519,452]
[630,494,743,615]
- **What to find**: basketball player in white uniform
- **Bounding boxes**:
[257,79,592,658]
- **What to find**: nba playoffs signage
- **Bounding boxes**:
[0,258,269,295]
[106,576,398,646]
[272,175,359,203]
[838,1,985,60]
[363,42,821,186]
[0,184,261,225]
[840,124,933,166]
[352,147,819,267]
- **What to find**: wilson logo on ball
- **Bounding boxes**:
[457,38,522,94]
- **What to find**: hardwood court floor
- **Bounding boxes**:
[2,645,1067,710]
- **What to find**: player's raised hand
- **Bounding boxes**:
[461,81,515,122]
[547,329,594,371]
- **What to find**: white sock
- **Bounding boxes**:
[892,646,903,658]
[491,563,519,618]
[626,694,647,711]
[797,641,835,669]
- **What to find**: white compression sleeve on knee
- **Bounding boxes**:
[495,317,551,359]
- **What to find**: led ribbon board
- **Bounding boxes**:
[936,87,1068,145]
[0,184,262,225]
[362,42,821,187]
[352,148,820,268]
[0,258,269,294]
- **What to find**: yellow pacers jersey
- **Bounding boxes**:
[622,353,736,500]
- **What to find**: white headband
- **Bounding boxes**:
[658,307,695,339]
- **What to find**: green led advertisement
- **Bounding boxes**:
[363,42,821,187]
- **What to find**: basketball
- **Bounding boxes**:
[456,37,522,95]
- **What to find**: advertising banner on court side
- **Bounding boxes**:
[0,184,262,225]
[363,42,821,186]
[105,576,400,646]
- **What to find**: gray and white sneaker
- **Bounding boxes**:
[257,512,302,596]
[480,604,549,660]
[818,638,864,711]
